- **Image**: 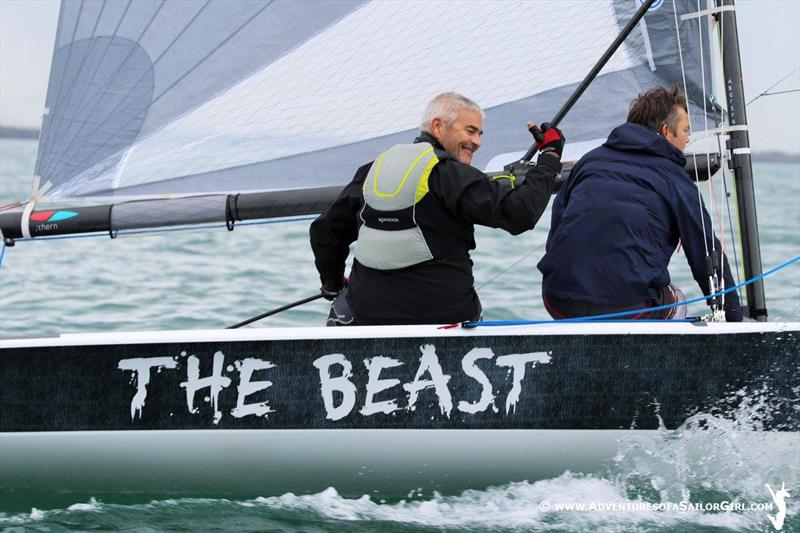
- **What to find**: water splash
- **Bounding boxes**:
[2,384,796,532]
[611,382,799,530]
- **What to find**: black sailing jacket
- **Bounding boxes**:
[537,122,742,320]
[310,132,561,325]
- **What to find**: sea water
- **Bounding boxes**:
[1,138,798,531]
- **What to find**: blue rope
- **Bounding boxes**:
[0,239,5,269]
[11,216,317,242]
[463,254,800,328]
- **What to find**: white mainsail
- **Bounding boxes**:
[31,0,715,202]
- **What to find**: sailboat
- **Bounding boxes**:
[1,0,797,508]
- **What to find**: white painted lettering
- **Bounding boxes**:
[403,344,453,417]
[180,351,232,425]
[495,352,551,414]
[118,357,178,420]
[313,353,356,421]
[231,358,276,419]
[457,348,497,414]
[360,356,403,416]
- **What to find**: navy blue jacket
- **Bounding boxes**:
[537,122,742,319]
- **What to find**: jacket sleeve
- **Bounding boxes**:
[309,164,369,289]
[545,156,585,250]
[431,154,561,235]
[669,177,743,319]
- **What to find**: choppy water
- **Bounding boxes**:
[1,139,799,531]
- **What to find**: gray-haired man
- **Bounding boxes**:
[310,92,564,325]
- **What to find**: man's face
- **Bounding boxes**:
[431,109,483,164]
[662,106,690,152]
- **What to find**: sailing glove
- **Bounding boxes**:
[321,276,348,301]
[529,122,565,157]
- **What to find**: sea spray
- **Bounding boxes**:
[611,383,799,530]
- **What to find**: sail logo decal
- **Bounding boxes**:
[30,210,78,223]
[640,0,663,11]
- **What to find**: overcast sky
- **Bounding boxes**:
[1,0,798,152]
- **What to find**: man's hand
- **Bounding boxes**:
[320,277,348,301]
[528,122,565,157]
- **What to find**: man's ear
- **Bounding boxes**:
[659,122,670,137]
[430,117,444,139]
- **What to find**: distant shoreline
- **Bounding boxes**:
[1,126,798,163]
[0,126,39,140]
[750,151,800,164]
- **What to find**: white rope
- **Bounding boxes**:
[695,0,725,312]
[672,0,712,266]
[673,0,736,317]
[715,0,734,309]
[20,176,52,239]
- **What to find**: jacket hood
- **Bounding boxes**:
[604,123,687,167]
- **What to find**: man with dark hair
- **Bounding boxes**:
[310,91,565,325]
[537,86,743,321]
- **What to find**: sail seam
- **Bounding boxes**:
[40,0,134,183]
[39,0,168,182]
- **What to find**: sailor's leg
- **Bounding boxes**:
[326,289,356,326]
[657,284,687,319]
[471,295,483,322]
[669,284,687,318]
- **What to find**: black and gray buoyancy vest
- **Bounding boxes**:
[355,143,440,270]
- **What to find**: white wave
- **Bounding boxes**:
[0,498,103,525]
[66,497,103,512]
[245,475,760,531]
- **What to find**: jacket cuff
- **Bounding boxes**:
[535,153,563,173]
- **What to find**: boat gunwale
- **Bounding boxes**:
[1,321,797,348]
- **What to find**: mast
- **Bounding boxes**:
[716,0,767,321]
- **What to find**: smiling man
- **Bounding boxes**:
[310,92,564,326]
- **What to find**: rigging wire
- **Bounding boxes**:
[475,242,546,291]
[752,89,799,98]
[788,301,800,321]
[463,254,800,327]
[746,66,800,106]
[0,201,25,212]
[673,0,716,309]
[694,0,725,312]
